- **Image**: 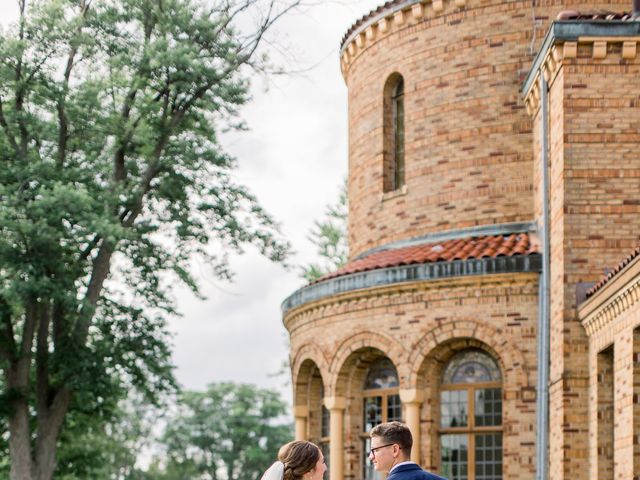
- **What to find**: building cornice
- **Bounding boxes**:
[579,253,640,337]
[282,254,541,315]
[339,0,468,76]
[522,20,640,115]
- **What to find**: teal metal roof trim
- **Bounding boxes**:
[281,254,541,314]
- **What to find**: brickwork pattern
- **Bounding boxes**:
[341,0,628,259]
[579,255,640,480]
[529,40,640,480]
[286,274,539,480]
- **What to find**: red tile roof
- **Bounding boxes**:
[556,10,636,20]
[587,244,640,297]
[315,233,538,283]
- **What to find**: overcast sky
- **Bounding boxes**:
[173,0,382,402]
[0,0,382,406]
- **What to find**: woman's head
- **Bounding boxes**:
[278,441,326,480]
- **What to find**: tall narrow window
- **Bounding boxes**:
[392,78,405,190]
[440,350,503,480]
[597,346,614,479]
[362,357,401,480]
[383,74,406,192]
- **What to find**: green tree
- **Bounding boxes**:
[53,395,159,480]
[151,382,292,480]
[0,0,296,478]
[301,179,348,282]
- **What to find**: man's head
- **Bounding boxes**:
[368,422,413,473]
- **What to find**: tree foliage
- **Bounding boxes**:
[301,179,348,282]
[0,0,295,478]
[149,382,292,480]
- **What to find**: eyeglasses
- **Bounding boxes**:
[368,443,395,457]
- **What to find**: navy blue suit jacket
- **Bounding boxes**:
[386,463,447,480]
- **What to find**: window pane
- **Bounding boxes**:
[363,438,383,480]
[475,433,502,480]
[387,393,402,422]
[394,93,404,190]
[364,358,399,390]
[321,405,330,437]
[441,434,468,480]
[441,390,468,428]
[364,396,383,432]
[443,350,502,384]
[475,388,502,427]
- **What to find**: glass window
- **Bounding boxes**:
[440,350,502,480]
[383,74,406,193]
[362,357,401,480]
[392,78,405,191]
[364,357,399,389]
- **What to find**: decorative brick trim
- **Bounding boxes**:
[407,319,530,388]
[339,0,469,73]
[522,21,640,116]
[292,343,331,384]
[328,330,408,395]
[282,254,541,315]
[579,252,640,337]
[579,266,640,337]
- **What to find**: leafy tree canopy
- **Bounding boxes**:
[149,382,292,480]
[301,179,348,282]
[0,0,296,478]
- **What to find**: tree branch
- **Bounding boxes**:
[57,0,91,168]
[77,241,113,344]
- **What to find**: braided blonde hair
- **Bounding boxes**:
[278,441,321,480]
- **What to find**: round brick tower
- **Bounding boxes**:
[341,0,626,258]
[283,1,630,480]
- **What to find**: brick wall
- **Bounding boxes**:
[341,0,628,258]
[286,273,539,479]
[580,262,640,480]
[531,37,640,480]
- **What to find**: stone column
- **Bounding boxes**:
[324,396,346,480]
[400,389,424,464]
[293,405,309,441]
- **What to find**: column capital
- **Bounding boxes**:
[399,388,424,404]
[324,396,346,410]
[293,405,309,418]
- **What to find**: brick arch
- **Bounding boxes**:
[292,343,329,407]
[407,319,530,390]
[328,331,409,396]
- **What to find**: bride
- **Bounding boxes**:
[261,441,327,480]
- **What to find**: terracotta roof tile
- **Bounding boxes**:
[556,10,636,20]
[587,244,640,297]
[314,233,538,284]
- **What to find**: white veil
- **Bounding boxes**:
[261,461,285,480]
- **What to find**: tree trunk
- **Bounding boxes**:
[34,389,71,480]
[8,395,34,480]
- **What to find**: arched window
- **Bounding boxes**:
[362,357,402,480]
[383,74,405,192]
[440,350,503,480]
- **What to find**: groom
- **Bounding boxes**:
[369,421,447,480]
